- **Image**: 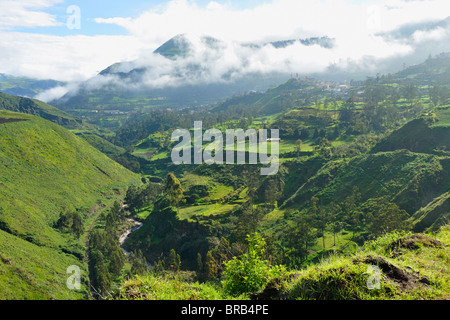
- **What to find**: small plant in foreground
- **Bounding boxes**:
[222,233,286,297]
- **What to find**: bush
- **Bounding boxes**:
[222,233,286,297]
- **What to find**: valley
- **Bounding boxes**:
[1,43,450,301]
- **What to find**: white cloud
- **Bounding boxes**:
[0,0,63,29]
[94,0,450,70]
[0,31,145,81]
[2,0,450,97]
[413,26,448,43]
[34,84,71,102]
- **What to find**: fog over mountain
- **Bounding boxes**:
[42,13,450,106]
[0,0,448,104]
[47,34,336,103]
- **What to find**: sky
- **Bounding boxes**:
[1,0,450,94]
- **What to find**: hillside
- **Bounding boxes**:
[0,74,63,98]
[114,225,450,300]
[0,110,140,299]
[372,106,450,154]
[258,226,450,300]
[0,92,80,128]
[281,150,450,222]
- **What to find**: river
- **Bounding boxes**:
[119,218,143,257]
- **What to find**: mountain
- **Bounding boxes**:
[52,34,340,120]
[0,74,63,98]
[0,110,140,299]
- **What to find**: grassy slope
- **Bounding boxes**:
[114,225,450,300]
[373,106,450,154]
[0,92,79,127]
[0,110,140,299]
[279,149,450,233]
[275,226,450,300]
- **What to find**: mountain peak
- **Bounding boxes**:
[153,34,222,60]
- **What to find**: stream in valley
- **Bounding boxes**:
[119,218,143,257]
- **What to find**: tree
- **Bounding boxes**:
[56,210,84,238]
[129,250,148,276]
[339,187,362,239]
[124,185,142,214]
[108,245,125,277]
[196,253,203,279]
[296,139,302,158]
[91,249,111,298]
[165,173,184,214]
[328,202,345,247]
[363,197,412,238]
[166,249,181,272]
[339,97,356,124]
[429,85,440,106]
[401,84,418,105]
[264,179,281,209]
[235,200,264,243]
[283,212,317,266]
[311,197,328,249]
[317,138,332,158]
[71,211,84,238]
[105,209,118,236]
[300,128,309,139]
[204,251,217,281]
[56,210,73,230]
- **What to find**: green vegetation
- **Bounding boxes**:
[2,53,450,300]
[222,233,286,296]
[275,226,450,300]
[0,74,63,98]
[114,272,240,300]
[0,92,79,128]
[0,111,139,299]
[112,226,450,300]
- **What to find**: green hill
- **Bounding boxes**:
[281,150,450,231]
[373,106,450,154]
[0,92,80,128]
[0,110,140,299]
[0,74,63,98]
[412,191,450,232]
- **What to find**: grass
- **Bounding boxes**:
[114,272,243,300]
[0,229,89,300]
[278,226,450,300]
[113,225,450,300]
[0,92,78,126]
[178,203,238,221]
[209,185,235,201]
[0,111,140,299]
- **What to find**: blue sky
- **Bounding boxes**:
[13,0,277,36]
[11,0,381,36]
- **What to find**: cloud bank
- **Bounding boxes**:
[1,0,450,102]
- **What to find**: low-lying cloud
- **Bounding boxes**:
[1,0,450,102]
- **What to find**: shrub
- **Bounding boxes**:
[222,233,286,296]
